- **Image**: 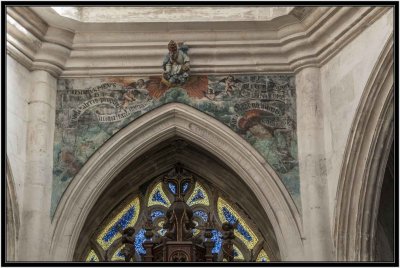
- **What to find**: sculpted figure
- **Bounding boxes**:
[121,227,136,262]
[162,40,190,86]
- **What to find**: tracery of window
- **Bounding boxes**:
[217,197,259,250]
[96,196,140,250]
[85,249,99,262]
[147,182,171,207]
[256,249,270,262]
[187,182,209,206]
[233,245,244,261]
[83,174,271,262]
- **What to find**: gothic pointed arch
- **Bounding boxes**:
[50,103,304,261]
[6,156,20,261]
[334,35,394,261]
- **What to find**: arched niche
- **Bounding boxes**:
[50,103,304,261]
[334,35,394,261]
[73,138,281,261]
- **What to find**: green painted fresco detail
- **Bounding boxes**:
[52,75,299,216]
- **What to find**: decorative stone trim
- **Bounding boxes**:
[50,103,304,261]
[5,6,391,77]
[334,36,393,261]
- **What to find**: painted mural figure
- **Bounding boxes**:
[221,75,241,96]
[122,88,136,109]
[134,79,149,97]
[162,40,190,86]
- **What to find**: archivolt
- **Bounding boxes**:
[334,35,394,261]
[6,156,20,261]
[49,103,304,261]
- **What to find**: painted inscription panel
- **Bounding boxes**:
[52,75,299,215]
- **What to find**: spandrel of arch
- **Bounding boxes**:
[96,196,140,250]
[187,182,209,206]
[147,182,171,207]
[257,249,270,262]
[85,249,99,262]
[217,197,258,250]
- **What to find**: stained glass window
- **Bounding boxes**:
[182,182,189,193]
[233,245,244,261]
[211,230,222,254]
[85,249,99,262]
[256,249,270,262]
[187,182,209,206]
[168,182,177,194]
[193,210,208,222]
[135,229,146,255]
[151,210,165,221]
[111,245,125,261]
[148,182,171,207]
[87,176,271,262]
[158,229,167,236]
[217,197,258,250]
[96,197,140,250]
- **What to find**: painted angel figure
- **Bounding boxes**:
[220,75,241,96]
[162,40,190,86]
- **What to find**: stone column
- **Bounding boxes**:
[18,70,57,261]
[296,67,334,261]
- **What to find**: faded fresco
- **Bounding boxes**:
[52,75,299,216]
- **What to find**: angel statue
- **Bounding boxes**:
[162,40,190,86]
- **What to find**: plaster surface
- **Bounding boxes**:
[52,74,300,216]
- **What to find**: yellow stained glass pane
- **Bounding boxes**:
[187,182,209,206]
[193,228,200,236]
[217,197,258,250]
[256,249,270,262]
[85,249,99,262]
[111,245,125,261]
[233,245,244,260]
[96,196,140,250]
[148,182,171,207]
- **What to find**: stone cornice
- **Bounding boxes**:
[6,6,392,77]
[6,7,74,77]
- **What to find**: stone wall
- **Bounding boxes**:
[320,9,393,224]
[6,55,31,220]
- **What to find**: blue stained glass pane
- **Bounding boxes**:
[89,256,96,262]
[211,230,222,254]
[191,190,205,202]
[134,229,146,255]
[237,223,252,241]
[117,250,124,258]
[151,210,165,221]
[152,190,168,205]
[233,248,238,257]
[168,183,176,194]
[193,210,208,222]
[222,207,252,241]
[102,207,135,242]
[182,182,189,193]
[261,258,267,262]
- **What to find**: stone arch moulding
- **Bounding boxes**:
[6,156,20,261]
[334,35,394,261]
[49,102,304,261]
